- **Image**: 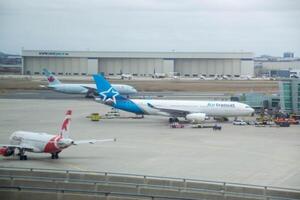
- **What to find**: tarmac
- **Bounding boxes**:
[0,94,300,189]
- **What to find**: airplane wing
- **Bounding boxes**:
[73,138,116,145]
[81,85,96,90]
[40,85,55,89]
[147,103,190,117]
[81,85,98,96]
[0,144,35,151]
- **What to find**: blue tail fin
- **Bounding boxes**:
[93,74,145,114]
[93,74,126,104]
[43,68,61,85]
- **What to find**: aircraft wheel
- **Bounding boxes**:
[20,155,27,160]
[169,118,179,123]
[51,154,55,159]
[55,153,59,159]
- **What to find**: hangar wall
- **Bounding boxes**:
[174,59,241,77]
[24,57,88,75]
[98,58,164,76]
[241,60,254,76]
[22,50,254,77]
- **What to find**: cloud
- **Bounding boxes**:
[0,0,299,55]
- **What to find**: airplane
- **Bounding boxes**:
[42,69,137,97]
[221,75,231,80]
[92,74,255,123]
[152,68,166,79]
[120,73,133,80]
[199,74,221,80]
[0,110,116,160]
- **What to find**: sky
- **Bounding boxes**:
[0,0,299,56]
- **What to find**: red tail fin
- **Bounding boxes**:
[59,110,72,138]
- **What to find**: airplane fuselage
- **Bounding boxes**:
[49,83,137,95]
[9,131,72,153]
[114,99,254,117]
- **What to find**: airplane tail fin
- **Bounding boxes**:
[43,68,61,85]
[93,74,126,104]
[59,110,72,138]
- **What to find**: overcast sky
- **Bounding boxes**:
[0,0,299,56]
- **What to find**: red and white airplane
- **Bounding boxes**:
[0,110,116,160]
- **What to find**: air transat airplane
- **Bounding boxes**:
[42,69,137,97]
[0,110,116,160]
[93,74,255,123]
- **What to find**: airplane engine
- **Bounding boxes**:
[186,113,206,123]
[0,147,15,157]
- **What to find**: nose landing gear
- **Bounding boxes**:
[20,155,27,160]
[18,149,27,160]
[169,117,179,123]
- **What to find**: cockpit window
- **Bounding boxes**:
[245,106,250,108]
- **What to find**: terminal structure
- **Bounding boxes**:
[22,50,254,77]
[279,79,300,114]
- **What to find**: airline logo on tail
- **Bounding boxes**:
[43,68,61,85]
[93,74,125,104]
[48,76,55,83]
[100,87,119,104]
[60,110,72,138]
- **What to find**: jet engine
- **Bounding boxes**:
[57,138,74,148]
[186,113,206,123]
[0,147,15,157]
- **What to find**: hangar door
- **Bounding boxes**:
[87,58,98,75]
[163,59,174,74]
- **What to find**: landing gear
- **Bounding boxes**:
[214,117,229,122]
[18,149,27,160]
[51,152,59,159]
[19,155,27,160]
[85,90,95,98]
[169,117,179,123]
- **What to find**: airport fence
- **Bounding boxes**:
[0,166,300,200]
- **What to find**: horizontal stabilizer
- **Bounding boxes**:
[73,138,116,145]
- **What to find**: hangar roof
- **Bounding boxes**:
[22,50,253,59]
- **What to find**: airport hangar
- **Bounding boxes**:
[22,50,254,77]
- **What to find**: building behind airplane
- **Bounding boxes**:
[93,74,254,123]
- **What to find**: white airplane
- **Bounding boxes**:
[221,75,231,80]
[199,74,221,80]
[0,110,116,160]
[42,69,137,97]
[93,74,255,123]
[120,73,133,80]
[152,73,166,79]
[235,75,253,80]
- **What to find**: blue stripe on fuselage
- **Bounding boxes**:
[113,99,144,114]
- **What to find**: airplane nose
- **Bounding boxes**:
[250,108,255,116]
